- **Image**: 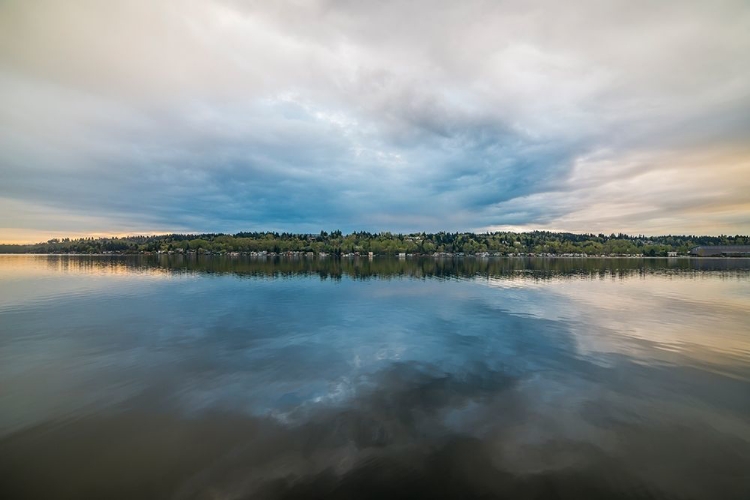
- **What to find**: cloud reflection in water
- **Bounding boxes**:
[1,256,749,499]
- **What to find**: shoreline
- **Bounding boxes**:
[1,253,747,259]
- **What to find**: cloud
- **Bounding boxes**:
[0,0,749,240]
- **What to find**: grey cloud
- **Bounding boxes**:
[0,0,749,238]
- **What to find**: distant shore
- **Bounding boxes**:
[1,252,746,259]
[1,231,748,258]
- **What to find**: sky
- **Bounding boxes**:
[1,0,749,243]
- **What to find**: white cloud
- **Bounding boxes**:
[0,0,748,240]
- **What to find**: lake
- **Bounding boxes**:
[1,255,749,499]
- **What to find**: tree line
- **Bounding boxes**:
[1,231,748,256]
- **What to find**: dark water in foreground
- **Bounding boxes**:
[1,255,749,499]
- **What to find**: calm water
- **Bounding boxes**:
[1,255,750,499]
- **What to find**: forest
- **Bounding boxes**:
[1,231,748,256]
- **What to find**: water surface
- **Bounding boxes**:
[1,255,749,499]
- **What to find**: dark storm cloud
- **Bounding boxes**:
[0,0,749,240]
